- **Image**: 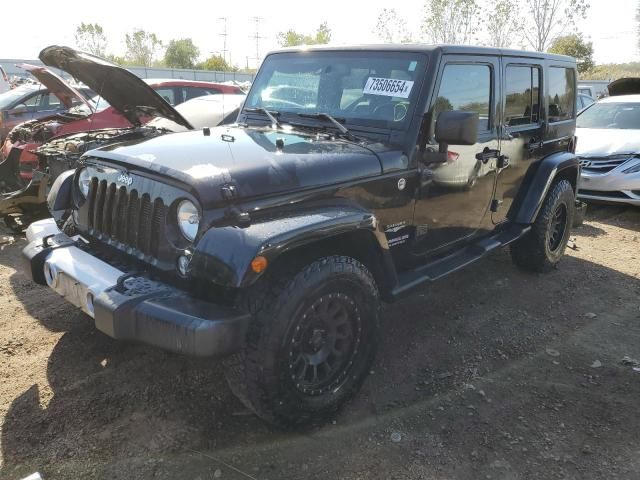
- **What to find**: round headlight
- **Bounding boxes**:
[77,168,91,197]
[177,200,200,241]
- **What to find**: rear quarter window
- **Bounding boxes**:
[547,67,575,122]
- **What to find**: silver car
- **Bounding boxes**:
[576,94,640,206]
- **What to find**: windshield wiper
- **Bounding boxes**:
[244,107,281,129]
[297,112,360,142]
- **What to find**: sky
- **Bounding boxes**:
[0,0,637,67]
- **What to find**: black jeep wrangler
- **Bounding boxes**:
[22,45,579,426]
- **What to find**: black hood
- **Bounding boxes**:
[608,77,640,97]
[86,126,383,208]
[39,45,193,130]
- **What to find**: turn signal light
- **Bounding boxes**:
[251,256,268,273]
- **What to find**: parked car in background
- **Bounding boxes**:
[0,78,94,143]
[0,66,10,94]
[578,80,610,99]
[145,78,244,105]
[147,93,244,132]
[1,73,241,181]
[577,93,595,112]
[576,78,640,206]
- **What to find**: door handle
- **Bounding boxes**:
[526,138,544,153]
[475,148,500,164]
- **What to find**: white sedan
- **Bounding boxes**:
[576,94,640,206]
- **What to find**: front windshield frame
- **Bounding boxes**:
[577,101,640,130]
[243,50,428,132]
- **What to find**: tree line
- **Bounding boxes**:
[74,23,242,72]
[375,0,596,74]
[75,0,607,78]
[74,22,333,73]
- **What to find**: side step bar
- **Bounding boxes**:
[391,224,531,298]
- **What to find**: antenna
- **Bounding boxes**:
[219,17,228,64]
[249,16,264,69]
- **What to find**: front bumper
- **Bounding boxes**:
[578,162,640,206]
[22,219,250,357]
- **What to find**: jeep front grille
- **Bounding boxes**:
[86,177,167,257]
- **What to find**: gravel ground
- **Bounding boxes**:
[1,204,639,480]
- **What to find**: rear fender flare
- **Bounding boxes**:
[510,151,579,225]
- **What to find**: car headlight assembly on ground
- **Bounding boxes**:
[177,200,200,241]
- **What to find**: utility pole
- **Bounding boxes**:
[219,17,228,64]
[249,16,264,69]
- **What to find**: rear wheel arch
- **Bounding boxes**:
[509,152,579,225]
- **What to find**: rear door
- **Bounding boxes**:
[492,59,545,223]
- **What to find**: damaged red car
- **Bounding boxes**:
[1,68,243,181]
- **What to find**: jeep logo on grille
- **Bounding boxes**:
[117,172,133,186]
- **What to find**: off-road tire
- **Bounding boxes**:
[511,179,575,272]
[224,256,380,427]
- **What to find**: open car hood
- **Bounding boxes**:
[608,77,640,97]
[39,45,193,129]
[17,63,93,111]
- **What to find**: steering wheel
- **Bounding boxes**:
[343,95,369,113]
[373,101,408,122]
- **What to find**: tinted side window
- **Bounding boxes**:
[46,93,61,107]
[184,87,220,101]
[505,66,540,126]
[547,67,575,122]
[434,64,491,131]
[155,87,176,105]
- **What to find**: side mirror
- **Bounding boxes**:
[435,110,479,146]
[422,110,479,164]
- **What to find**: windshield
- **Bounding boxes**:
[577,101,640,129]
[0,86,40,110]
[244,51,427,129]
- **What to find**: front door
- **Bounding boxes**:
[413,56,501,254]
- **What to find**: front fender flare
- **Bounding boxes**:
[511,151,579,225]
[190,207,390,288]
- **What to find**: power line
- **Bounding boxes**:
[249,16,264,69]
[219,17,228,64]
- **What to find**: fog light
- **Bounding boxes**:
[177,255,191,276]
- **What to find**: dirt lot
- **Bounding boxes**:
[1,205,639,480]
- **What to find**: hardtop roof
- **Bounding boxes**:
[268,43,575,64]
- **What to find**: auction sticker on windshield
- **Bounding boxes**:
[363,77,414,98]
